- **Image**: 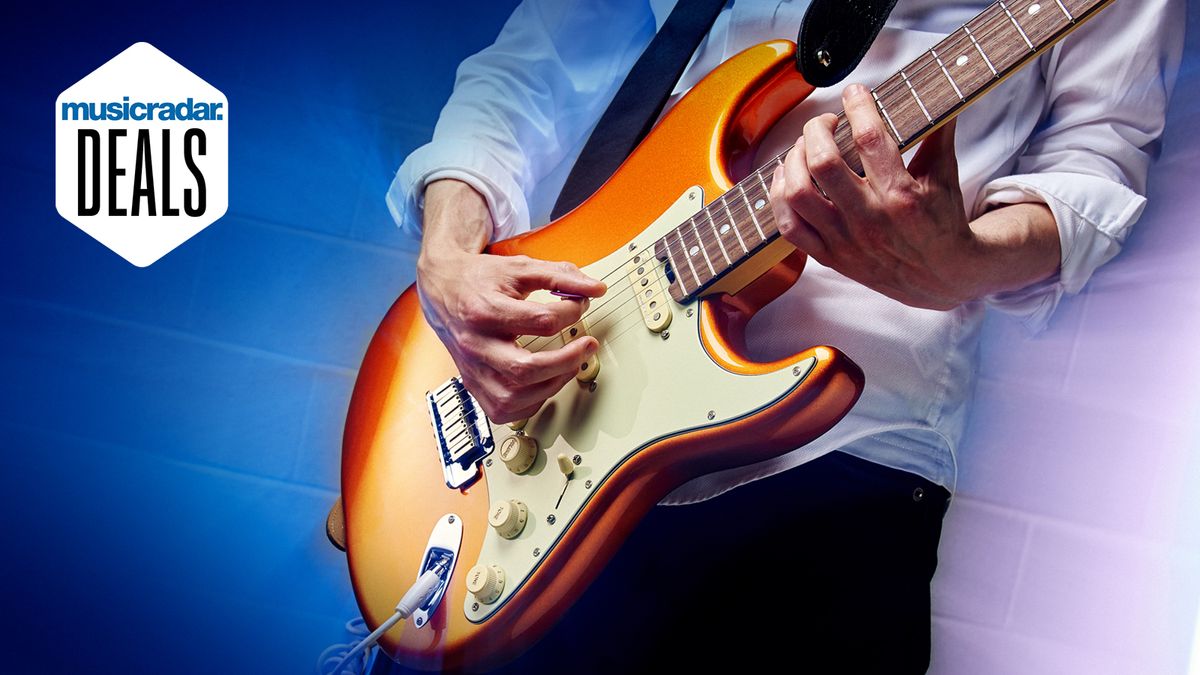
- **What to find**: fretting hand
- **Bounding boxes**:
[769,84,986,310]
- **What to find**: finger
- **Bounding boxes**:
[908,118,960,188]
[770,165,829,257]
[510,257,607,298]
[842,84,906,190]
[803,114,864,207]
[780,142,840,230]
[488,335,599,388]
[485,294,590,337]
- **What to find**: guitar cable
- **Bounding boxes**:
[319,558,450,675]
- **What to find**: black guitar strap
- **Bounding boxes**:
[551,0,898,221]
[552,0,727,220]
[797,0,900,87]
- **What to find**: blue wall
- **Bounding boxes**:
[1,2,517,672]
[5,2,1200,674]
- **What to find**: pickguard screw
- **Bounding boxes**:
[912,488,925,502]
[628,243,637,251]
[589,381,597,393]
[572,454,582,465]
[686,308,694,317]
[533,547,541,558]
[817,48,832,67]
[415,617,424,627]
[707,410,715,420]
[585,480,593,489]
[689,192,696,200]
[485,458,493,468]
[448,515,456,524]
[661,330,670,340]
[547,515,556,525]
[472,602,480,611]
[792,365,802,376]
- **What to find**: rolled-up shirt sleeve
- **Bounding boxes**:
[386,0,654,243]
[973,0,1185,333]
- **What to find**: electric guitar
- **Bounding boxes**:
[341,0,1114,669]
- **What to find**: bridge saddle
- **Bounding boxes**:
[426,376,494,489]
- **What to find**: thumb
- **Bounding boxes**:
[908,118,960,188]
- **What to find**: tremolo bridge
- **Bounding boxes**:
[426,376,494,489]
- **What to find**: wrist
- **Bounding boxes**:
[957,202,1061,302]
[419,178,493,265]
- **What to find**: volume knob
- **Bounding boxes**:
[465,564,505,605]
[489,499,529,539]
[499,435,538,474]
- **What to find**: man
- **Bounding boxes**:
[386,0,1182,671]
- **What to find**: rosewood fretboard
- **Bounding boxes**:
[654,0,1112,303]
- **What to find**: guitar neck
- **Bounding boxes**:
[658,0,1113,304]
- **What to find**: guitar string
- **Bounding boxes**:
[515,5,1059,355]
[518,259,672,352]
[653,4,1058,288]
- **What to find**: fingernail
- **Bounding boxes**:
[847,83,867,97]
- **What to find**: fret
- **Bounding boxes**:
[938,30,999,105]
[998,0,1035,50]
[1005,0,1072,46]
[737,184,767,240]
[962,24,998,76]
[899,69,933,122]
[662,240,691,296]
[674,227,703,286]
[702,211,732,265]
[872,90,903,143]
[873,74,925,143]
[722,193,762,250]
[754,170,774,205]
[688,219,717,276]
[930,49,964,100]
[966,4,1033,75]
[719,197,751,253]
[1052,0,1074,21]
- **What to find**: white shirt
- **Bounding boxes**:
[386,0,1183,503]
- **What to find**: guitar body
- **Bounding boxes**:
[342,40,864,672]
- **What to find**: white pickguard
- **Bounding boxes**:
[464,187,815,622]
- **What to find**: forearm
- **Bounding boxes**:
[418,179,493,270]
[962,202,1060,300]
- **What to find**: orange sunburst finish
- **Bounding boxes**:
[342,40,864,672]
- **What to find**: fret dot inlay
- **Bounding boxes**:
[753,199,766,210]
[1029,3,1041,14]
[719,223,731,234]
[689,246,699,257]
[956,54,969,67]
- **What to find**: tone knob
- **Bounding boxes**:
[465,564,505,605]
[499,434,538,474]
[488,499,529,539]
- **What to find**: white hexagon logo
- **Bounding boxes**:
[55,42,228,267]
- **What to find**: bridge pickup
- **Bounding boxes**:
[426,377,494,489]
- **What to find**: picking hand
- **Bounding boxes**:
[417,180,607,423]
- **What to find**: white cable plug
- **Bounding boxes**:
[325,559,448,675]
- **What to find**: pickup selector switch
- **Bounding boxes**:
[465,564,505,605]
[488,499,528,539]
[499,435,538,474]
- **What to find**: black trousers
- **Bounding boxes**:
[382,450,951,675]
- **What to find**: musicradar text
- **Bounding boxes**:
[62,97,221,218]
[60,97,224,122]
